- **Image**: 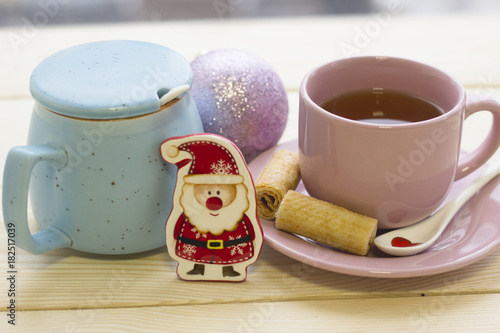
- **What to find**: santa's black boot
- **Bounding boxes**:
[222,266,241,277]
[187,264,205,275]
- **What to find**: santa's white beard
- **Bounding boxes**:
[180,184,249,236]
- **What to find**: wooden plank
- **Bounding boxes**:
[2,294,500,332]
[2,15,500,98]
[1,235,499,311]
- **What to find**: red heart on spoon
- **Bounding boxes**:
[391,237,422,247]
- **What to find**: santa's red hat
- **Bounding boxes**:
[162,136,244,185]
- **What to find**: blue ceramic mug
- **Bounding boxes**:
[2,40,203,255]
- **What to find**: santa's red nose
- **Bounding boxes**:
[206,197,223,211]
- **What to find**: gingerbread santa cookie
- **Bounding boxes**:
[160,134,263,281]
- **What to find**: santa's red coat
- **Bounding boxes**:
[172,213,256,264]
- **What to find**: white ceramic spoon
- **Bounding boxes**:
[159,84,190,106]
[374,159,500,256]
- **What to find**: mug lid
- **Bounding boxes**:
[30,40,193,120]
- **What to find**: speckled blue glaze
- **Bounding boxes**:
[30,40,193,119]
[3,40,203,255]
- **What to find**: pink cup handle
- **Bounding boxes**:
[455,94,500,180]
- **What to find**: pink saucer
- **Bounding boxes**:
[248,140,500,278]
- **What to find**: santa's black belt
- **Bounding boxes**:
[178,235,252,250]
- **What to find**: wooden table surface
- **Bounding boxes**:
[2,13,500,332]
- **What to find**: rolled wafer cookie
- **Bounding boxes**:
[255,150,300,220]
[276,190,377,256]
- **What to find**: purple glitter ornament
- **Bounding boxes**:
[190,49,288,162]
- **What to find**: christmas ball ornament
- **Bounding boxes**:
[190,49,288,162]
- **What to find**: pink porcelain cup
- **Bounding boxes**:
[299,56,500,229]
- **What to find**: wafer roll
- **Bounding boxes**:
[255,150,300,220]
[276,190,377,256]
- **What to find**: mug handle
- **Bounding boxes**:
[455,94,500,180]
[2,144,72,254]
